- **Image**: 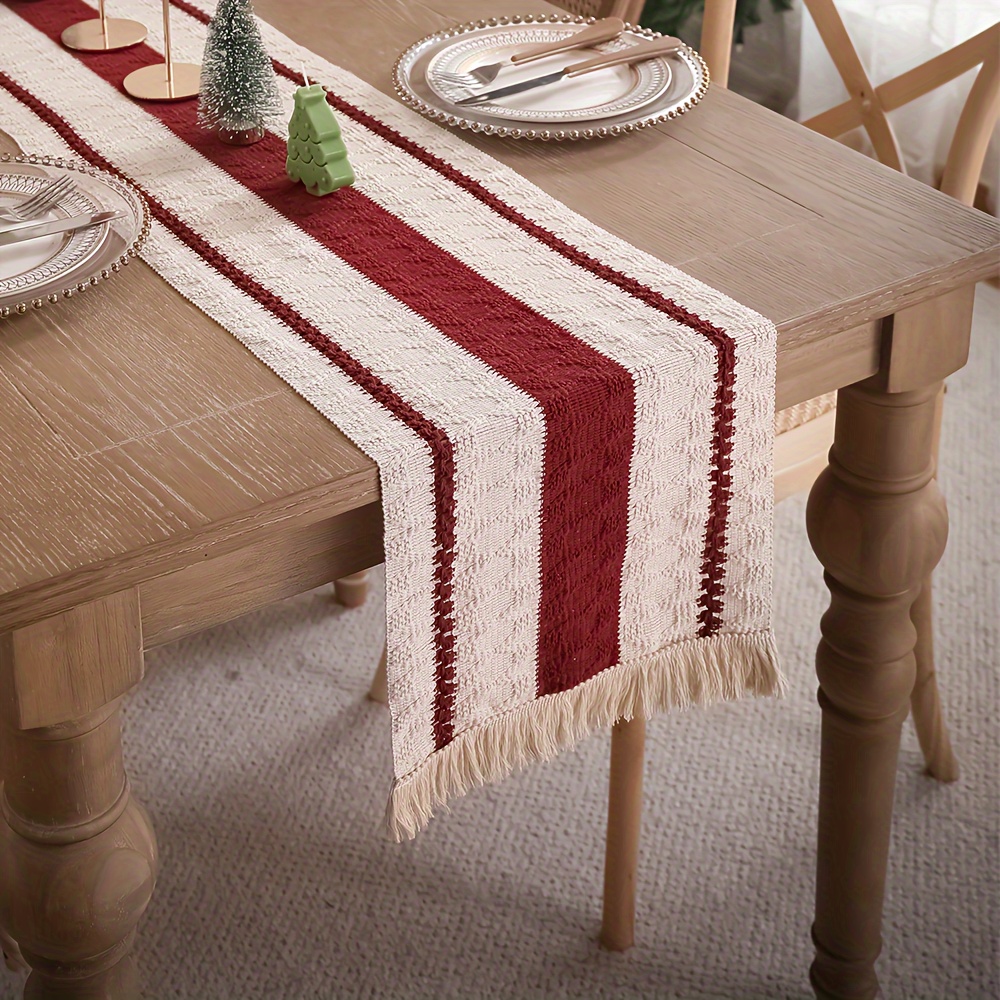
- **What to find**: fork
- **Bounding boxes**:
[439,17,626,88]
[0,175,74,224]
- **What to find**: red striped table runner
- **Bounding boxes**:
[1,0,782,837]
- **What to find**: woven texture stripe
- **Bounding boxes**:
[1,0,782,838]
[167,0,769,649]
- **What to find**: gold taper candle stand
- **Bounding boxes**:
[62,0,147,51]
[123,0,199,101]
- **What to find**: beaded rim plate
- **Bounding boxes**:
[0,154,149,319]
[424,26,673,123]
[393,14,710,141]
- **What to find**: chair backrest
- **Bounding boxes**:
[700,0,1000,206]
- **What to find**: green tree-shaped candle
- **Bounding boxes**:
[199,0,281,145]
[286,83,355,196]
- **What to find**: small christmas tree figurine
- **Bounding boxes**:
[199,0,281,145]
[286,80,355,196]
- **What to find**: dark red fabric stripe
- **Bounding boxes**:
[170,0,734,637]
[241,9,738,638]
[0,68,460,747]
[170,0,737,635]
[8,1,638,709]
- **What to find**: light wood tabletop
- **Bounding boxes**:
[1,0,997,630]
[0,0,997,997]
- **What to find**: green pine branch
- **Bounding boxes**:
[643,0,794,44]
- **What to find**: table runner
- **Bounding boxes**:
[1,0,782,838]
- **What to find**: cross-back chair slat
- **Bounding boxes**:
[700,0,1000,205]
[799,0,906,170]
[940,26,1000,203]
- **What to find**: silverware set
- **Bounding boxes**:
[455,35,683,106]
[0,176,74,224]
[0,176,123,247]
[439,16,627,88]
[444,19,683,106]
[0,210,124,247]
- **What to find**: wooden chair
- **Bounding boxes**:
[600,0,1000,958]
[344,0,999,969]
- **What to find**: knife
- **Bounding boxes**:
[0,210,124,247]
[454,36,683,107]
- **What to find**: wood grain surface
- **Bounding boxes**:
[0,0,997,629]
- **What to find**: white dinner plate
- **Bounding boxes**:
[425,26,673,123]
[0,154,148,319]
[394,14,710,141]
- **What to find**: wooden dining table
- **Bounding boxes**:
[0,0,997,997]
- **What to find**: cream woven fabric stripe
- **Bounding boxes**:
[149,0,723,656]
[0,0,782,839]
[149,0,779,672]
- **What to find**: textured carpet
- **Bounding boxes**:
[4,286,997,999]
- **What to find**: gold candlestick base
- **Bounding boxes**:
[123,63,200,102]
[62,17,147,51]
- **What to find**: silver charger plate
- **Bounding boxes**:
[425,26,672,123]
[394,14,710,141]
[0,153,149,319]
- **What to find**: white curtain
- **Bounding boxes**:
[799,0,1000,212]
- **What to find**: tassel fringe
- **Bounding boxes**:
[387,630,784,841]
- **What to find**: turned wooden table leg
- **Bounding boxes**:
[333,570,370,608]
[806,380,948,1000]
[0,591,157,999]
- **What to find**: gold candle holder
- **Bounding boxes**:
[123,0,199,102]
[62,0,147,52]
